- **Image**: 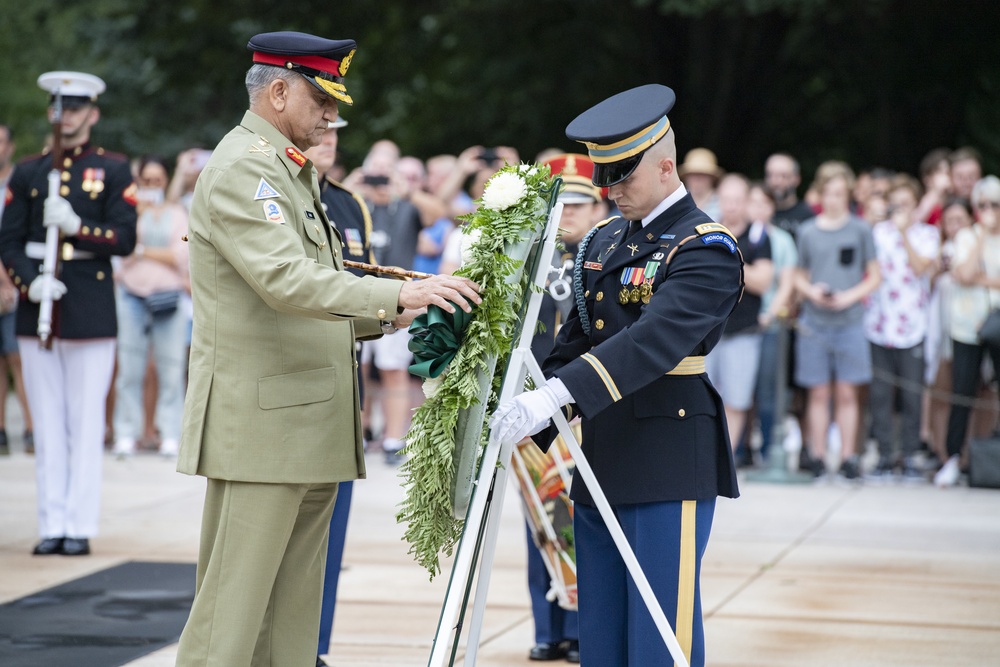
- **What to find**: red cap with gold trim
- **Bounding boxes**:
[248,31,357,105]
[541,153,604,204]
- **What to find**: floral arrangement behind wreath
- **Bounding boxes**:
[396,163,556,578]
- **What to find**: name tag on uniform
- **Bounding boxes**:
[584,261,603,271]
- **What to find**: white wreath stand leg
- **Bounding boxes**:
[428,202,690,667]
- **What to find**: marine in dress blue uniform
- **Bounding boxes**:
[0,71,137,557]
[491,85,743,667]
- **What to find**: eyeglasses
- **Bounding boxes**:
[977,201,1000,211]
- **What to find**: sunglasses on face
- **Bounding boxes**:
[977,201,1000,211]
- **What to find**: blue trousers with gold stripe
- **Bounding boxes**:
[317,480,353,656]
[574,499,715,667]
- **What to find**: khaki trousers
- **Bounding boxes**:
[176,478,338,667]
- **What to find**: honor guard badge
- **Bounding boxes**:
[254,178,280,200]
[695,222,737,253]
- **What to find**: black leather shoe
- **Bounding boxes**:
[529,642,566,661]
[32,537,64,555]
[61,538,91,556]
[564,640,580,663]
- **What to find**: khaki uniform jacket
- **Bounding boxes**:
[178,111,403,483]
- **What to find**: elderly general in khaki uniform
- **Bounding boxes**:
[175,31,479,667]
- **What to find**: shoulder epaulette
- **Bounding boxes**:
[93,147,129,162]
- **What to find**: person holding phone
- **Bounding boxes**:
[793,164,881,480]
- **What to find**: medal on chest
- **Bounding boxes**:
[618,261,658,305]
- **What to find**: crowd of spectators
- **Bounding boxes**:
[2,125,998,491]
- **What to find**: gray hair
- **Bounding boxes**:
[245,64,299,104]
[972,175,1000,208]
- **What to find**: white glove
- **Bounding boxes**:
[27,276,67,303]
[43,197,82,236]
[489,379,574,444]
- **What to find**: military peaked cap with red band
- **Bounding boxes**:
[540,153,604,204]
[566,84,676,188]
[248,31,357,105]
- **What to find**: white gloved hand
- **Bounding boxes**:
[489,379,574,444]
[43,197,82,236]
[27,276,67,304]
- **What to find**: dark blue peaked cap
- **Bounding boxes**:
[565,84,676,187]
[249,31,357,105]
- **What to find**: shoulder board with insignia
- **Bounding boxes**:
[594,215,620,229]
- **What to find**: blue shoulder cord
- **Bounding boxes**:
[573,224,601,337]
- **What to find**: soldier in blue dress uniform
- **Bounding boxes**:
[304,114,374,667]
[491,84,743,667]
[520,152,608,663]
[0,71,137,557]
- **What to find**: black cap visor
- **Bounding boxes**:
[592,153,643,188]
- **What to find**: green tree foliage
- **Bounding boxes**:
[1,0,997,180]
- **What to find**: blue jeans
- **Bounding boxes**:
[113,288,188,441]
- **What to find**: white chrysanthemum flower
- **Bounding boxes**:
[422,374,445,399]
[481,171,527,211]
[460,227,483,266]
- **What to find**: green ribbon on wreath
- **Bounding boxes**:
[407,302,475,379]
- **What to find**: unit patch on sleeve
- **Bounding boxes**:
[263,201,285,224]
[701,233,736,253]
[254,178,281,200]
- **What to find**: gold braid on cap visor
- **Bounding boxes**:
[284,61,354,105]
[312,76,353,105]
[583,116,670,163]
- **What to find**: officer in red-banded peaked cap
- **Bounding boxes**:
[248,31,357,105]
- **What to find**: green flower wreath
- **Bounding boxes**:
[396,163,556,578]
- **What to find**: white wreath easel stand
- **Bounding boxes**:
[427,199,691,667]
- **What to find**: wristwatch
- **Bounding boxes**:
[380,320,398,335]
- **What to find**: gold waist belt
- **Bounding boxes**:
[667,356,705,376]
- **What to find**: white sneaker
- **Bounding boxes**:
[113,437,136,459]
[159,438,179,458]
[933,455,960,487]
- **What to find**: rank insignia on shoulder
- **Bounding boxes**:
[695,222,733,237]
[584,261,603,271]
[254,178,280,200]
[286,146,307,167]
[263,201,285,224]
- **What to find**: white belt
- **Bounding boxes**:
[25,241,96,261]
